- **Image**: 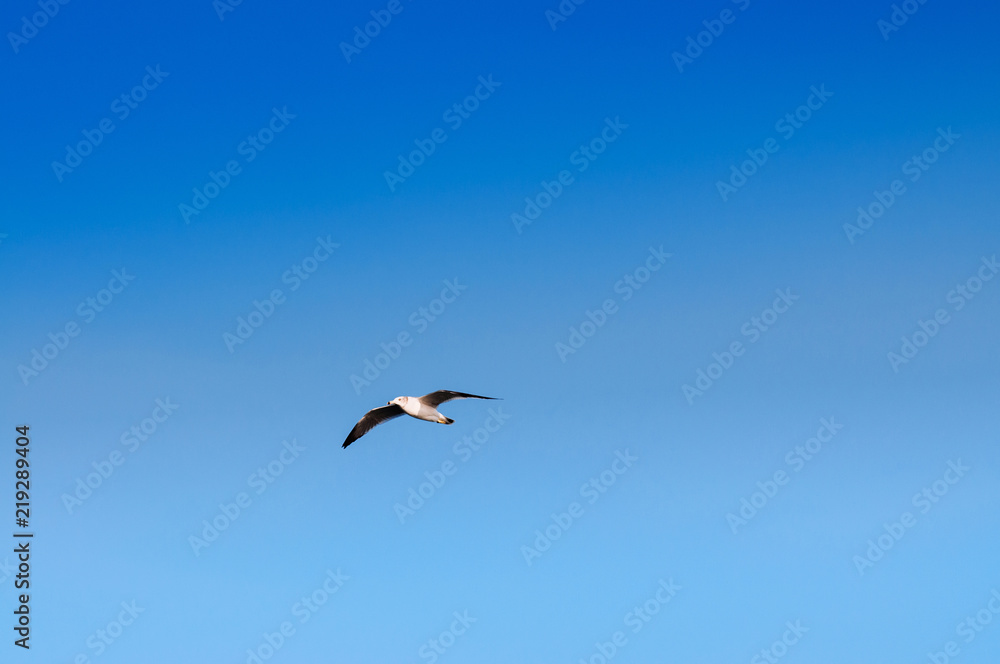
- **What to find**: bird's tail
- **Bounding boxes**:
[440,417,454,425]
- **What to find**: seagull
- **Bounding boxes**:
[342,390,499,448]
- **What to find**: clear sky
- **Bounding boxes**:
[2,0,999,662]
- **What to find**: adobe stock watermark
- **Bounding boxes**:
[188,439,307,556]
[384,75,501,192]
[0,556,13,585]
[726,417,844,534]
[672,0,751,73]
[213,0,246,21]
[521,450,638,566]
[350,278,467,394]
[73,600,145,661]
[681,288,799,404]
[418,611,476,663]
[61,398,180,514]
[223,236,339,353]
[878,0,930,41]
[750,621,809,664]
[393,406,511,524]
[843,126,959,243]
[510,116,628,234]
[179,106,296,224]
[7,0,72,54]
[545,0,587,31]
[853,459,969,576]
[928,588,1000,664]
[52,65,169,182]
[716,84,833,201]
[887,255,997,372]
[555,245,672,363]
[578,578,681,664]
[243,568,349,664]
[17,269,136,386]
[340,0,412,63]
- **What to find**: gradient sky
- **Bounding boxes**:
[2,0,999,662]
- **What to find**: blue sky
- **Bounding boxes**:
[2,0,999,662]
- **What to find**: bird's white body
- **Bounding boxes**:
[390,396,448,423]
[342,390,498,448]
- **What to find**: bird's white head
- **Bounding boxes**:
[388,396,408,406]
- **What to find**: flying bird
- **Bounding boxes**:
[342,390,499,448]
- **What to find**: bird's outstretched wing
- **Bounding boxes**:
[342,404,405,448]
[418,390,500,408]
